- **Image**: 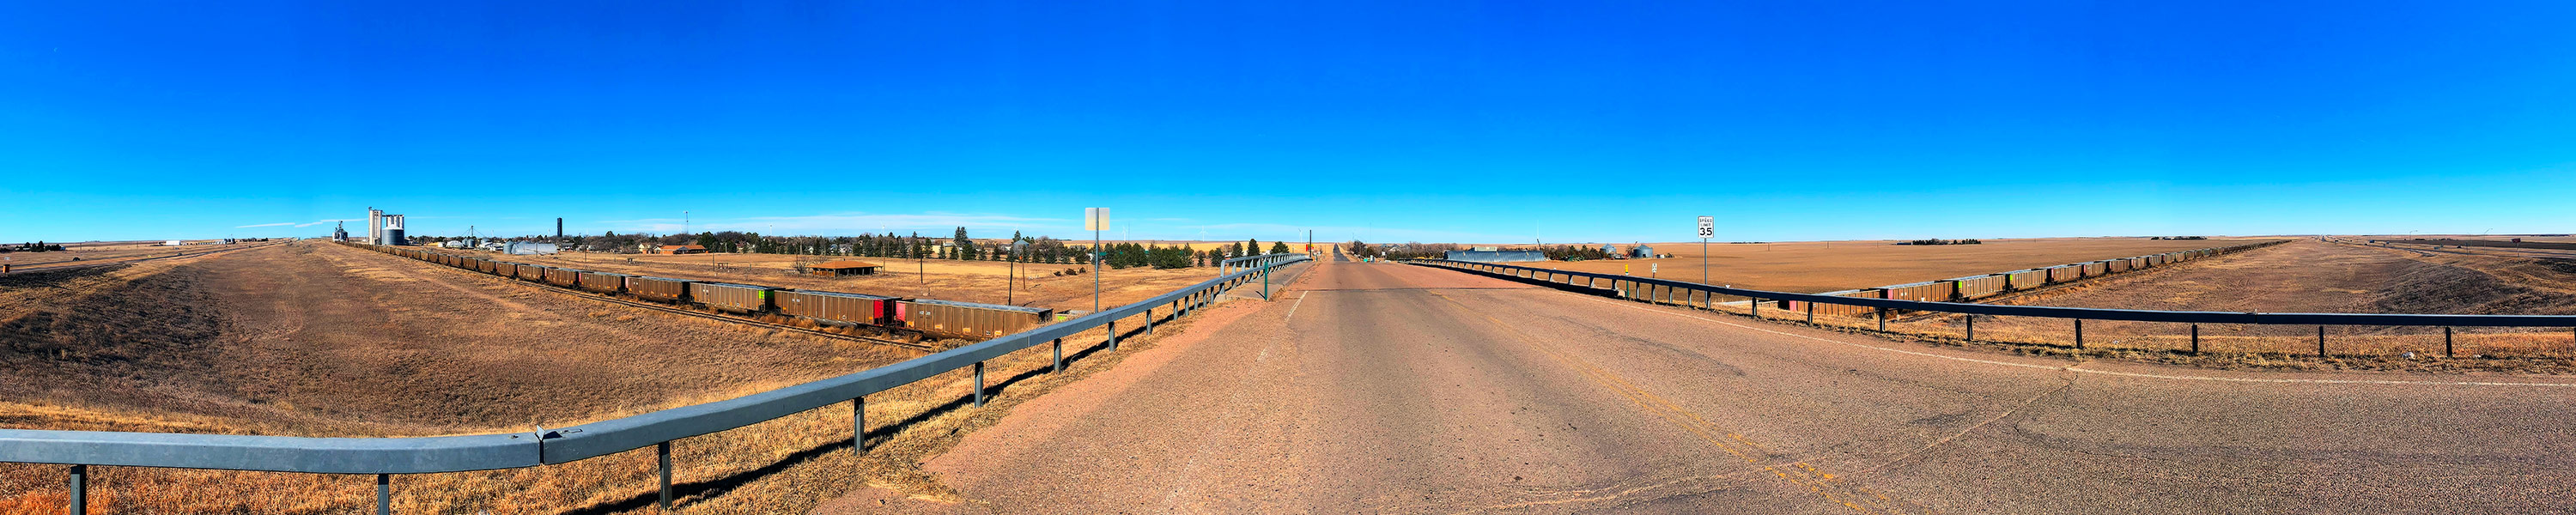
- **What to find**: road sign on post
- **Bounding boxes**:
[1698,215,1713,286]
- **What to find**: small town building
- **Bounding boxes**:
[808,260,882,277]
[652,245,708,255]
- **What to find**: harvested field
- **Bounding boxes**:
[1631,239,2576,367]
[1523,237,2265,293]
[492,249,1225,313]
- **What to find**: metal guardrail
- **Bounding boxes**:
[0,253,1310,513]
[1409,259,2576,357]
[1408,259,2576,327]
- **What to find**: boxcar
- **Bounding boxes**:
[899,298,1053,339]
[2107,259,2132,273]
[2129,257,2150,270]
[2006,269,2049,290]
[516,264,550,282]
[690,282,776,313]
[2082,261,2111,276]
[776,290,902,326]
[574,270,629,294]
[1882,281,1956,304]
[2047,264,2083,283]
[1949,275,2008,300]
[627,276,694,302]
[1783,288,1883,318]
[544,268,583,288]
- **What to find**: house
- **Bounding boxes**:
[807,260,882,277]
[652,245,708,255]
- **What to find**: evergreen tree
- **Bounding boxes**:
[1246,239,1260,257]
[1271,241,1291,254]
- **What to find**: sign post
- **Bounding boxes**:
[1697,215,1714,285]
[1085,208,1109,314]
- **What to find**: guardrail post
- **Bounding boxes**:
[2190,324,2200,354]
[1146,308,1155,335]
[2075,319,2085,349]
[974,361,987,407]
[1108,321,1119,351]
[377,473,392,515]
[1876,307,1887,332]
[1053,338,1064,373]
[1965,315,1973,342]
[1751,294,1760,318]
[68,464,85,515]
[658,441,673,511]
[2317,325,2326,357]
[853,397,867,454]
[1805,301,1814,324]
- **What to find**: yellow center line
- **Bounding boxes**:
[1427,291,1909,514]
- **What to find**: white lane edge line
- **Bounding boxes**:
[1554,293,2576,388]
[1285,292,1310,323]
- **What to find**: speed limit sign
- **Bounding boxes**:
[1697,216,1714,239]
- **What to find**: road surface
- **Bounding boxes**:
[828,259,2576,513]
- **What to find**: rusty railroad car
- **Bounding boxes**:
[898,299,1053,339]
[626,276,693,302]
[543,267,584,288]
[1949,275,2009,300]
[690,282,776,313]
[775,290,903,326]
[2005,269,2049,290]
[574,270,629,294]
[515,264,550,282]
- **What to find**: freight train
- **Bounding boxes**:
[1778,240,2287,317]
[338,242,1053,340]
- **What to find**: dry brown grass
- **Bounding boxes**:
[0,239,1266,512]
[0,282,1219,514]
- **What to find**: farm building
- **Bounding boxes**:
[807,260,883,276]
[653,245,708,255]
[1630,245,1656,258]
[505,242,559,255]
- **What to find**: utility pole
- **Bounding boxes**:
[1087,208,1108,314]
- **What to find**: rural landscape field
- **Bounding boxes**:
[9,1,2576,512]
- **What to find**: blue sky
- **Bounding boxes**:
[3,1,2571,244]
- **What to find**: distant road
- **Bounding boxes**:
[835,259,2576,514]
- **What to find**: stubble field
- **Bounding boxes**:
[1523,237,2268,293]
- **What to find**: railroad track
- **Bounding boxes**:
[372,244,939,351]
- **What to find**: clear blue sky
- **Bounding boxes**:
[4,1,2571,244]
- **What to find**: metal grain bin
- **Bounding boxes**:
[2006,269,2049,290]
[544,268,583,288]
[1883,281,1956,303]
[516,264,550,282]
[1949,275,2008,300]
[575,270,629,294]
[690,282,776,313]
[899,299,1054,339]
[775,290,899,326]
[627,276,694,302]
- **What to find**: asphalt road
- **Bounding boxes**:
[846,259,2576,514]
